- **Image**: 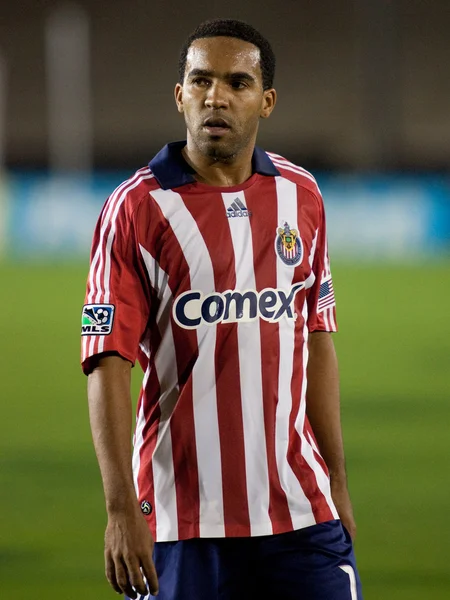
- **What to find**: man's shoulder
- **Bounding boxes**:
[106,166,161,215]
[266,151,322,200]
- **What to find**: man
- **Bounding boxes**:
[81,18,362,600]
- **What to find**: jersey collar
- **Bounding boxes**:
[149,140,280,190]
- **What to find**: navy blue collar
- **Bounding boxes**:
[149,140,280,190]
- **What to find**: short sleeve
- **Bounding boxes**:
[306,191,337,333]
[81,194,150,374]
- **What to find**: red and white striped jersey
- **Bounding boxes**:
[81,141,339,542]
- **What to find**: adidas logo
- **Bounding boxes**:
[226,198,252,218]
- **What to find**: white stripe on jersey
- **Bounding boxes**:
[271,160,318,187]
[268,153,336,332]
[323,235,332,278]
[139,245,179,541]
[150,188,225,538]
[90,167,151,308]
[267,152,318,184]
[84,169,140,362]
[133,402,146,493]
[221,190,272,536]
[296,302,339,520]
[268,156,321,191]
[320,236,337,332]
[133,346,149,494]
[309,228,319,269]
[328,308,337,331]
[306,429,326,471]
[89,167,150,303]
[83,168,153,360]
[304,228,319,290]
[98,172,154,354]
[274,176,317,530]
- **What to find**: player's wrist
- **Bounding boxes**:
[105,491,140,516]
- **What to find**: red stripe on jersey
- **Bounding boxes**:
[82,159,339,541]
[87,170,142,303]
[288,316,334,523]
[136,334,161,537]
[247,180,293,534]
[94,169,149,300]
[83,168,153,361]
[305,420,329,477]
[185,194,251,537]
[269,158,317,187]
[168,377,200,539]
[152,208,201,540]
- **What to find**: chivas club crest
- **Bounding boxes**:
[275,222,303,266]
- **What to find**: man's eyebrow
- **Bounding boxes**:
[187,68,214,79]
[187,68,256,83]
[228,72,256,83]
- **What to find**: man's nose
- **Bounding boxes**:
[204,82,229,109]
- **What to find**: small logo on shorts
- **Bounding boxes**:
[81,304,115,336]
[141,500,152,515]
[275,222,303,266]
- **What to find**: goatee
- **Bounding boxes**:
[205,145,237,163]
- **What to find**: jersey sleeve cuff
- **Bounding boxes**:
[81,349,136,375]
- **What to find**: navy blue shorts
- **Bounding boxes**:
[129,519,362,600]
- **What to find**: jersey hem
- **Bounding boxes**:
[149,514,339,542]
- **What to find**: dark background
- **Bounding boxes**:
[1,0,449,170]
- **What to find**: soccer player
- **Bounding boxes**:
[81,18,363,600]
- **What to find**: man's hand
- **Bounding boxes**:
[330,477,357,541]
[105,506,159,598]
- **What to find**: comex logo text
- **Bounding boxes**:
[173,284,305,329]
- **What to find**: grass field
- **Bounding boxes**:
[1,261,449,599]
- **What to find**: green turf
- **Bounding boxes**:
[1,261,449,599]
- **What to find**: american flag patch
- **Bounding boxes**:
[317,279,335,312]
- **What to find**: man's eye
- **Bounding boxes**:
[231,81,246,89]
[192,78,209,86]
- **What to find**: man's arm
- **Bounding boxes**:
[306,331,356,539]
[88,354,159,598]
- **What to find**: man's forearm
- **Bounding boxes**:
[87,355,138,513]
[306,331,357,536]
[87,354,159,596]
[306,332,346,482]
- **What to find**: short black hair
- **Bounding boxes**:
[178,19,276,90]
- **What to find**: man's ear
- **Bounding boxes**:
[174,83,184,113]
[260,88,277,119]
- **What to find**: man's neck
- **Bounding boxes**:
[182,141,254,187]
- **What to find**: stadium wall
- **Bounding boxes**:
[1,172,449,262]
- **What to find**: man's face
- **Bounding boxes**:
[175,36,276,161]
